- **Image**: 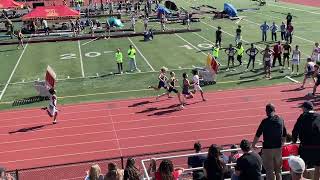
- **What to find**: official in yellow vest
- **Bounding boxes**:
[128,45,140,72]
[236,42,244,65]
[212,44,220,60]
[115,48,123,74]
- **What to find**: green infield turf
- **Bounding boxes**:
[0,0,319,110]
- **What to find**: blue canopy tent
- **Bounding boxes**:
[223,3,237,17]
[107,17,124,27]
[156,4,171,18]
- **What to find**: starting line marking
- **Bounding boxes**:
[285,76,300,83]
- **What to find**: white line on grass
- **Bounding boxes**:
[174,33,206,55]
[285,76,300,83]
[127,37,155,71]
[77,40,85,77]
[0,44,29,101]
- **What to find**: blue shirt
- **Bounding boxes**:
[270,24,278,33]
[260,24,269,32]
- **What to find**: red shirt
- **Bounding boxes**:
[287,25,294,33]
[273,44,282,55]
[155,171,180,180]
[282,144,299,171]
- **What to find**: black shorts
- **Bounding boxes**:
[265,60,272,68]
[283,53,290,59]
[158,81,167,89]
[316,80,320,86]
[237,55,242,60]
[299,146,320,167]
[182,88,190,95]
[168,87,178,93]
[228,56,234,61]
[306,71,314,78]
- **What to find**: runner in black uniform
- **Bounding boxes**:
[158,72,183,107]
[216,26,222,47]
[225,44,236,71]
[282,41,292,69]
[245,43,259,71]
[181,73,193,105]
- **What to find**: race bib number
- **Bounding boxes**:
[250,52,255,56]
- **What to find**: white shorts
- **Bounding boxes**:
[194,84,202,91]
[292,58,300,65]
[47,104,57,117]
[312,54,320,62]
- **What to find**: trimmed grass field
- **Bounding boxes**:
[0,0,320,110]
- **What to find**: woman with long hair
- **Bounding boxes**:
[123,158,140,180]
[85,164,104,180]
[155,159,183,180]
[104,162,124,180]
[203,145,226,180]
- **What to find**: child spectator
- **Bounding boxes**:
[85,164,104,180]
[188,142,207,180]
[104,162,124,180]
[203,145,226,180]
[155,159,184,180]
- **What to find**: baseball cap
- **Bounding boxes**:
[288,156,305,174]
[299,101,313,110]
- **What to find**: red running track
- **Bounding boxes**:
[0,84,316,179]
[281,0,320,7]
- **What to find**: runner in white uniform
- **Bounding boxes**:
[42,88,58,124]
[291,45,301,75]
[311,42,320,62]
[301,58,316,89]
[191,69,206,101]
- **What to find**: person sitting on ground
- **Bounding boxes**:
[104,162,124,180]
[155,159,184,180]
[124,158,140,180]
[234,139,263,180]
[289,156,309,180]
[85,164,104,180]
[203,144,226,180]
[187,142,207,180]
[144,29,154,41]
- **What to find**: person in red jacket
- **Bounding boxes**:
[273,41,283,68]
[282,134,299,172]
[286,23,294,44]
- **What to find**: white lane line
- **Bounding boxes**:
[77,40,85,77]
[128,37,155,71]
[268,3,320,15]
[0,43,29,101]
[108,109,123,156]
[285,76,300,83]
[0,115,297,155]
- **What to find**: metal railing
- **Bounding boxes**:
[141,142,310,180]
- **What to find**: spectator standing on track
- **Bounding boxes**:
[104,162,124,180]
[273,41,283,68]
[85,164,104,180]
[235,25,242,45]
[282,134,299,180]
[260,21,270,42]
[234,139,262,180]
[286,13,293,26]
[246,43,259,71]
[187,142,207,180]
[292,101,320,180]
[124,158,140,180]
[282,41,292,70]
[280,22,286,41]
[289,156,309,180]
[270,22,278,42]
[216,26,222,47]
[127,45,140,72]
[203,144,226,180]
[286,23,294,44]
[155,159,184,180]
[115,48,123,74]
[252,103,287,180]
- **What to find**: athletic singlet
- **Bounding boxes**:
[159,72,166,81]
[264,50,272,61]
[228,48,235,56]
[182,79,190,93]
[306,62,315,73]
[249,48,257,57]
[169,77,176,87]
[50,95,57,107]
[283,45,291,54]
[292,50,300,60]
[192,75,200,86]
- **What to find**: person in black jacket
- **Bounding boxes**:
[292,101,320,180]
[203,145,226,180]
[252,103,287,180]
